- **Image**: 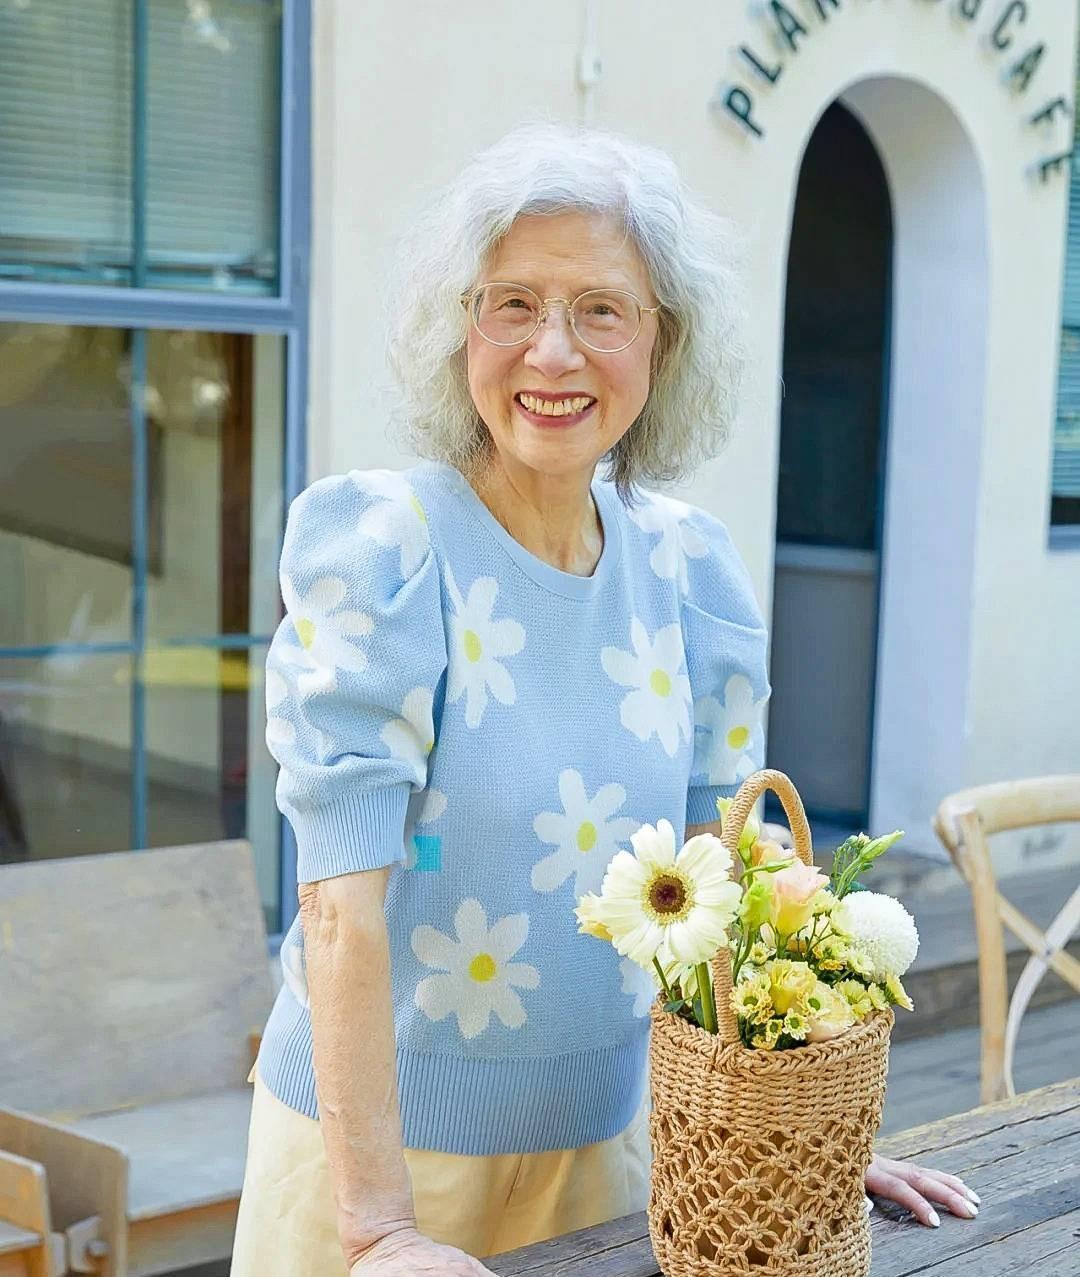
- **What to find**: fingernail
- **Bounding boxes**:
[927,1209,941,1228]
[965,1188,981,1205]
[962,1201,979,1218]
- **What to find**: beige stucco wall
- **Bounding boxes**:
[309,0,1079,860]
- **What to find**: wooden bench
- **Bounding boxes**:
[0,841,274,1276]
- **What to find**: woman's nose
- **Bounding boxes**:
[523,305,587,376]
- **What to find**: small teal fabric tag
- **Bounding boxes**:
[412,834,442,872]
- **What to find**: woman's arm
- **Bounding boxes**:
[299,868,415,1262]
[302,870,498,1274]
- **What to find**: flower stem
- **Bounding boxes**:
[696,962,718,1035]
[653,957,674,1001]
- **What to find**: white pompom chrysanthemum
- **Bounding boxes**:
[832,891,919,979]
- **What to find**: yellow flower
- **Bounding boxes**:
[731,971,774,1024]
[813,935,850,972]
[748,940,774,966]
[574,892,614,942]
[598,820,741,970]
[748,838,789,868]
[836,979,874,1019]
[810,889,838,916]
[782,1011,809,1041]
[868,983,889,1012]
[765,959,817,1015]
[847,947,877,980]
[885,972,914,1011]
[751,1017,783,1050]
[805,981,856,1042]
[769,861,831,937]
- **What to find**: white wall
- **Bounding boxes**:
[309,0,1080,858]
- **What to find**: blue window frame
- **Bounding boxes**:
[1051,54,1080,546]
[0,0,310,937]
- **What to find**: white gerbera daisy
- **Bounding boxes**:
[353,470,430,579]
[531,769,640,896]
[627,495,709,595]
[412,899,540,1040]
[279,574,373,697]
[445,567,526,729]
[693,673,767,786]
[601,619,692,758]
[598,819,741,970]
[380,686,436,785]
[832,891,920,979]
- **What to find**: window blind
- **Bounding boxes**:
[0,0,280,291]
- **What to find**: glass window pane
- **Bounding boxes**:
[144,330,285,643]
[0,1,132,286]
[145,644,280,934]
[0,324,133,647]
[146,1,282,293]
[0,1,282,293]
[0,653,132,862]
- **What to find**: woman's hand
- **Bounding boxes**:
[349,1225,498,1275]
[866,1154,981,1227]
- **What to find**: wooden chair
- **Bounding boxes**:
[0,841,274,1276]
[933,776,1080,1104]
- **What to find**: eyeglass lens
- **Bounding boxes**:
[470,284,642,351]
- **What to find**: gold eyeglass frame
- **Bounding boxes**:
[462,281,661,354]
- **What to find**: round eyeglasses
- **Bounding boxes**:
[463,282,660,354]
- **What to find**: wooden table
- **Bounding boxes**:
[486,1077,1080,1276]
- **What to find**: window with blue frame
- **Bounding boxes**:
[1052,62,1080,530]
[0,0,309,938]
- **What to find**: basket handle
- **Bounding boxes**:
[710,769,814,1045]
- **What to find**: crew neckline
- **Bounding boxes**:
[419,460,623,601]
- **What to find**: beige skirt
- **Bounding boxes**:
[230,1068,652,1274]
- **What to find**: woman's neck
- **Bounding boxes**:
[468,461,604,577]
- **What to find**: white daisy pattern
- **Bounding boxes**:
[693,673,767,786]
[278,574,373,698]
[531,769,640,896]
[601,619,692,758]
[628,495,709,595]
[404,787,448,869]
[264,667,295,750]
[380,686,436,786]
[354,470,430,579]
[445,567,526,729]
[621,955,659,1018]
[412,900,540,1040]
[279,920,309,1009]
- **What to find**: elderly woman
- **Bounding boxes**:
[231,124,980,1277]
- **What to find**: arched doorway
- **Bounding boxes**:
[766,101,893,830]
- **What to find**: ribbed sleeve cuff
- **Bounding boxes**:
[291,784,412,882]
[685,784,738,828]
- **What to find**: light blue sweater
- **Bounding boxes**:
[256,459,770,1155]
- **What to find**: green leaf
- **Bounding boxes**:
[664,998,686,1014]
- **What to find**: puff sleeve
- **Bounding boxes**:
[680,507,771,827]
[264,470,447,882]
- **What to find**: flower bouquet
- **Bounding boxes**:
[575,769,919,1277]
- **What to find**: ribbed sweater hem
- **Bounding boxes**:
[257,988,650,1155]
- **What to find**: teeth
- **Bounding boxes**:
[518,393,593,416]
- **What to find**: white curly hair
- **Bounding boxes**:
[385,121,746,502]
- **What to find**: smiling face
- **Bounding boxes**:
[465,210,659,491]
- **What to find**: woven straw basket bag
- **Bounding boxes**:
[647,769,893,1277]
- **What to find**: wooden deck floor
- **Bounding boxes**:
[881,996,1080,1135]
